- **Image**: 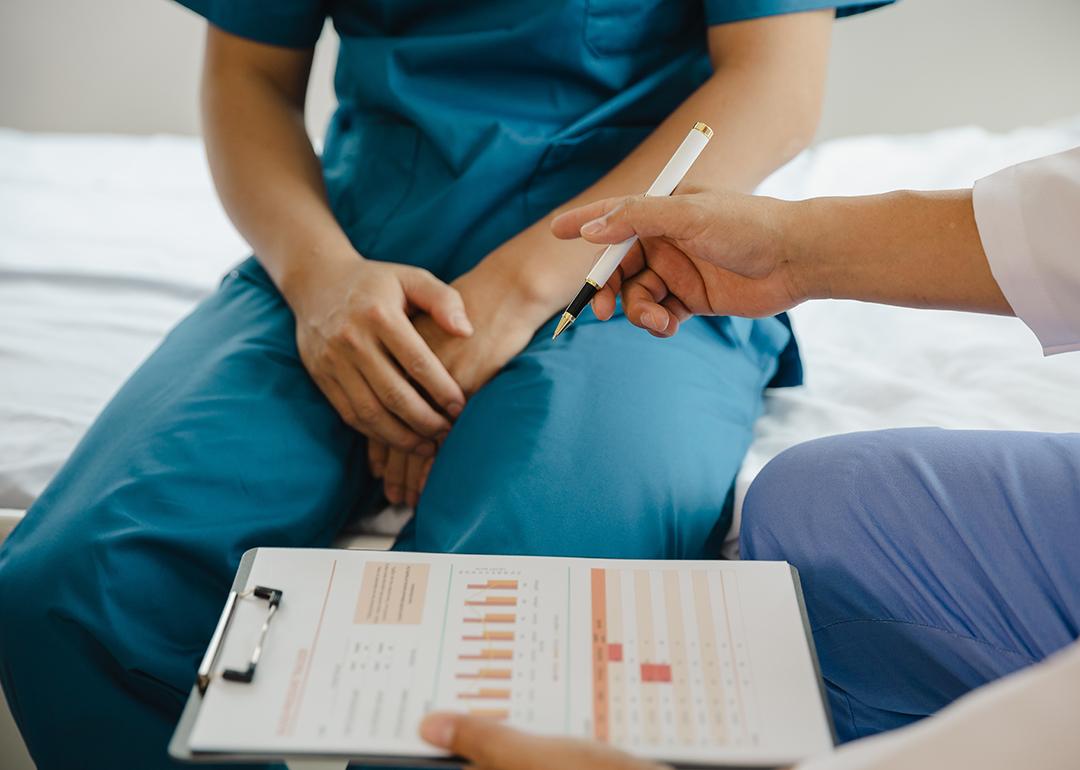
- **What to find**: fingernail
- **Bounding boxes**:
[641,312,655,330]
[581,218,605,235]
[451,311,474,336]
[446,402,463,418]
[419,713,456,748]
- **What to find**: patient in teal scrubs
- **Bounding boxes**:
[0,1,891,767]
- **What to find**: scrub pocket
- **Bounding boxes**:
[524,124,650,219]
[322,112,420,257]
[583,0,694,56]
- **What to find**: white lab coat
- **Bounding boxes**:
[976,146,1080,354]
[797,146,1080,769]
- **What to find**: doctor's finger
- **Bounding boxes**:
[557,195,702,245]
[421,713,665,770]
[550,197,625,240]
[592,241,646,321]
[592,263,623,321]
[621,269,673,336]
[655,294,691,338]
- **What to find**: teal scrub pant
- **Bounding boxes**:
[0,259,779,769]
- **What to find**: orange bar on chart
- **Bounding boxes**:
[468,708,510,720]
[591,568,610,743]
[466,580,519,590]
[463,630,515,641]
[463,613,516,624]
[457,689,511,700]
[465,596,518,606]
[459,649,513,660]
[457,668,513,680]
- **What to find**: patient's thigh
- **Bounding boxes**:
[3,262,370,690]
[400,316,773,559]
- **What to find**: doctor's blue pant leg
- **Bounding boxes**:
[740,428,1080,742]
[0,260,777,769]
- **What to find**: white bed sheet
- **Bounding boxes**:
[2,120,1080,551]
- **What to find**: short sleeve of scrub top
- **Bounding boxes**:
[171,0,895,391]
[173,0,326,49]
[705,0,893,24]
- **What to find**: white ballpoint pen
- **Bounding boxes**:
[552,121,713,340]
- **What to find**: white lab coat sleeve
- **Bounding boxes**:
[973,146,1080,355]
[794,640,1080,770]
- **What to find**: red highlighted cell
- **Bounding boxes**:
[640,663,672,683]
[607,643,623,662]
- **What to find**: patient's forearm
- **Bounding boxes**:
[792,190,1013,315]
[495,11,833,314]
[200,29,356,313]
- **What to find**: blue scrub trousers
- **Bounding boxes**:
[0,258,778,768]
[741,428,1080,742]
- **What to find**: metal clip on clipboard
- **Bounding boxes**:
[196,585,283,693]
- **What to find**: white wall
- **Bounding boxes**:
[0,0,339,139]
[819,0,1080,138]
[2,0,1079,143]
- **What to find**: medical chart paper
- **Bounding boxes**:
[186,549,832,767]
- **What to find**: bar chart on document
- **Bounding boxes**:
[430,564,572,736]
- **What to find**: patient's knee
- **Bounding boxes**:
[740,430,924,563]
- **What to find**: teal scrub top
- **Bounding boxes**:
[177,0,892,384]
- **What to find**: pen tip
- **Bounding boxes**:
[552,312,575,341]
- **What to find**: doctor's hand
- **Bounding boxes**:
[419,712,669,770]
[550,191,805,337]
[289,254,474,453]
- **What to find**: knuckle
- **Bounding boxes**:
[404,353,428,378]
[340,410,363,431]
[382,386,409,412]
[362,303,389,326]
[330,327,362,355]
[353,399,381,426]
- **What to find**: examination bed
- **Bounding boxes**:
[3,117,1080,550]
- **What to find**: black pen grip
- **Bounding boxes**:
[565,282,599,319]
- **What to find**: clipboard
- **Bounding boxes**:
[169,549,473,768]
[170,548,835,769]
[170,549,451,768]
